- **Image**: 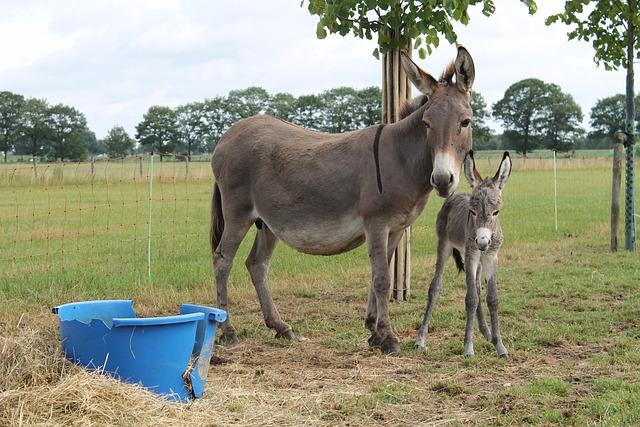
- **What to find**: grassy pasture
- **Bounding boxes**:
[1,155,639,425]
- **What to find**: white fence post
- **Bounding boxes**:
[553,150,558,232]
[147,154,154,282]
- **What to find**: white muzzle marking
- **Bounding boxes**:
[475,227,492,251]
[431,152,459,196]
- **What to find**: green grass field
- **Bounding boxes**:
[1,156,639,425]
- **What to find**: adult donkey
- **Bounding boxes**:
[210,46,475,353]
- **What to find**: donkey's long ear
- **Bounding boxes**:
[454,46,475,93]
[400,50,438,96]
[493,151,512,190]
[464,150,482,188]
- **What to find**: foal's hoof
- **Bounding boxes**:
[218,330,238,345]
[380,336,401,354]
[275,328,294,340]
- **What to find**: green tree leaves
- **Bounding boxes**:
[589,94,640,140]
[48,104,89,161]
[102,126,134,159]
[546,0,639,70]
[469,92,494,149]
[8,98,92,161]
[0,91,25,162]
[135,106,180,156]
[304,0,537,58]
[493,79,583,155]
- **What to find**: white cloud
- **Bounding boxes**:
[0,0,629,139]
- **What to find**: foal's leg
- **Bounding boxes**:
[463,250,481,357]
[415,239,451,350]
[475,264,492,342]
[213,218,253,344]
[245,226,293,339]
[484,255,508,358]
[365,224,399,353]
[366,230,403,348]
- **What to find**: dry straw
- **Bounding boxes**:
[0,328,212,426]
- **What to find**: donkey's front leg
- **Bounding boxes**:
[484,255,508,358]
[475,264,492,342]
[366,230,404,349]
[365,225,400,353]
[463,251,481,357]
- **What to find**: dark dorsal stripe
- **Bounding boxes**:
[373,124,385,194]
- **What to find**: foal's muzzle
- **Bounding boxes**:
[476,237,491,251]
[475,227,492,251]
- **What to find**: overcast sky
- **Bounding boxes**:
[0,0,629,139]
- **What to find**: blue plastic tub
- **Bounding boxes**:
[52,300,227,401]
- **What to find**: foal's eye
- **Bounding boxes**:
[461,119,471,128]
[470,210,477,216]
[493,210,500,216]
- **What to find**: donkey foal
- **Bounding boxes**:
[415,151,512,358]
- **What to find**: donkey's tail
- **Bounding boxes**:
[452,248,464,273]
[210,183,224,253]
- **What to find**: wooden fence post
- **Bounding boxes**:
[139,155,144,178]
[382,39,412,301]
[612,131,626,251]
[90,156,96,177]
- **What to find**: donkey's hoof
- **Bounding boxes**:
[414,342,425,351]
[367,333,383,348]
[275,328,294,340]
[463,351,475,358]
[498,352,509,359]
[380,336,401,354]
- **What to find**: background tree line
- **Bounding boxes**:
[133,86,383,159]
[1,81,638,162]
[0,92,96,162]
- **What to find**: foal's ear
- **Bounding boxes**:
[463,150,482,188]
[400,50,438,96]
[455,46,475,93]
[493,151,512,190]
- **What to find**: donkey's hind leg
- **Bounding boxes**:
[475,264,492,342]
[415,239,451,350]
[214,218,253,344]
[246,225,293,339]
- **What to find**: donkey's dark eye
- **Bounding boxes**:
[461,119,471,128]
[493,210,500,216]
[470,210,477,216]
[423,121,431,129]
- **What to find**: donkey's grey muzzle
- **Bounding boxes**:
[430,171,455,197]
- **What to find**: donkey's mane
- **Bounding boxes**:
[439,61,456,84]
[399,61,457,120]
[399,95,428,120]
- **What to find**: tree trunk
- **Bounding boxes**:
[611,132,625,251]
[382,39,412,301]
[624,1,637,251]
